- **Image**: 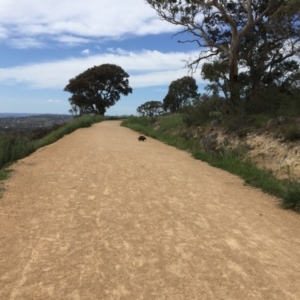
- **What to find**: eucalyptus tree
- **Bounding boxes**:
[137,101,164,117]
[64,64,132,116]
[146,0,298,111]
[163,76,199,112]
[239,2,300,95]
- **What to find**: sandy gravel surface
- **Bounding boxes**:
[1,120,300,300]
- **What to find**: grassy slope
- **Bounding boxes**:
[121,115,300,212]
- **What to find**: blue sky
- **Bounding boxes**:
[0,0,209,116]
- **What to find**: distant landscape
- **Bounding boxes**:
[0,113,49,118]
[0,113,74,133]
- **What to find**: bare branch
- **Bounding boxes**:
[182,49,220,74]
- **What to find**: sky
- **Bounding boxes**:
[0,0,209,116]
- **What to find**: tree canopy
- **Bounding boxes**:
[163,76,199,113]
[64,64,132,115]
[147,0,300,111]
[137,101,164,117]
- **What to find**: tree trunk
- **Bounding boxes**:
[228,42,240,113]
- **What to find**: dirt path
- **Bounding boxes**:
[1,121,300,300]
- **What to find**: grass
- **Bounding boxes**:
[34,115,103,149]
[122,115,300,213]
[0,169,12,197]
[0,115,104,196]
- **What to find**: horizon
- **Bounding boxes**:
[0,0,208,116]
[0,112,127,117]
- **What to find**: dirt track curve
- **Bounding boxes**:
[1,120,300,300]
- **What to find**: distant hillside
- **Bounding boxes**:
[0,114,74,133]
[0,113,72,118]
[0,113,38,118]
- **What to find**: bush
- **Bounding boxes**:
[280,124,300,141]
[182,94,225,127]
[0,133,34,168]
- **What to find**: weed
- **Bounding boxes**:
[282,183,300,211]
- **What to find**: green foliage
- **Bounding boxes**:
[280,125,300,142]
[147,0,300,112]
[0,169,12,197]
[29,123,66,140]
[201,59,229,99]
[192,149,286,198]
[0,169,11,181]
[136,101,163,117]
[64,64,132,116]
[163,76,198,113]
[157,114,184,131]
[122,115,151,127]
[0,133,35,168]
[182,94,224,127]
[148,0,300,112]
[277,92,300,117]
[35,115,103,148]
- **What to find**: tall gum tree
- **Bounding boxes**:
[239,1,300,95]
[146,0,289,110]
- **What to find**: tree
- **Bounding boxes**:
[146,0,296,110]
[163,76,198,113]
[203,0,300,112]
[239,2,300,95]
[137,101,164,117]
[64,64,132,115]
[201,57,230,100]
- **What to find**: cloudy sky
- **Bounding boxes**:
[0,0,208,116]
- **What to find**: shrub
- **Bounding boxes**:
[280,124,300,141]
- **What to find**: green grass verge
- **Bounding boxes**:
[122,115,300,213]
[0,169,12,181]
[34,115,104,149]
[0,169,13,197]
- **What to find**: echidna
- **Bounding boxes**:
[138,135,146,141]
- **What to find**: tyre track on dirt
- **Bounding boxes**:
[0,120,300,299]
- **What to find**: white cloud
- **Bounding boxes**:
[81,49,90,55]
[0,49,206,89]
[47,99,60,103]
[8,37,46,49]
[0,0,177,47]
[0,27,8,39]
[54,35,92,46]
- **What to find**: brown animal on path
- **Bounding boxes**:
[138,136,146,141]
